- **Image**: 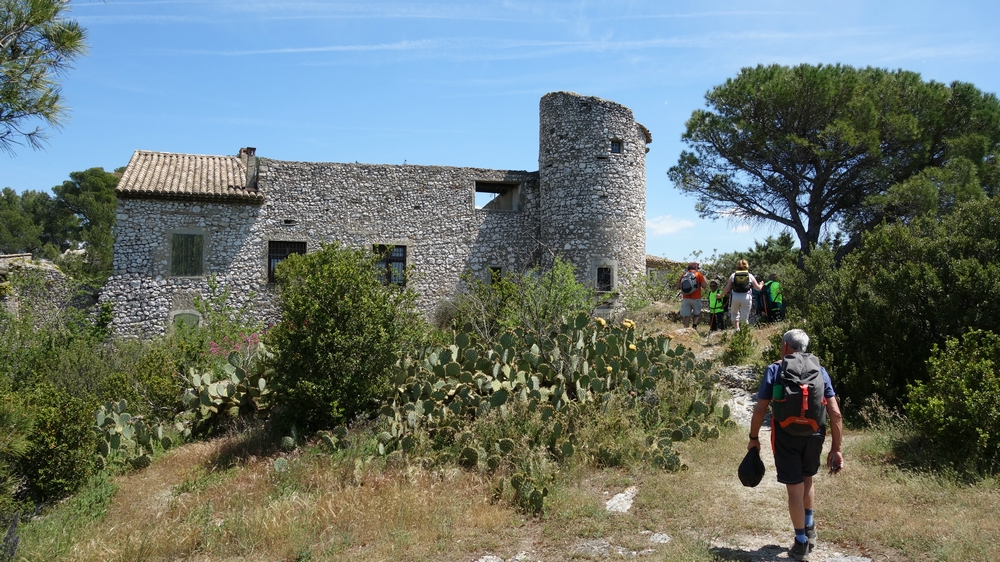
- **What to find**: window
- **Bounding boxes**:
[488,266,503,283]
[268,241,307,283]
[172,312,201,329]
[375,245,407,286]
[171,233,203,276]
[610,140,622,154]
[597,266,613,292]
[475,181,520,211]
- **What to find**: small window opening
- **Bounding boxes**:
[282,219,298,226]
[268,241,307,283]
[171,233,204,276]
[488,266,503,283]
[610,140,623,154]
[374,245,407,286]
[475,181,519,211]
[597,266,613,292]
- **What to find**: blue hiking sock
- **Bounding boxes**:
[795,528,808,544]
[805,509,814,527]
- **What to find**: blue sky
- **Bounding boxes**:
[5,0,999,261]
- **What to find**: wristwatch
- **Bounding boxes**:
[749,434,759,441]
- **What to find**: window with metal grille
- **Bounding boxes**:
[374,245,407,286]
[171,233,204,276]
[597,266,613,292]
[268,241,307,282]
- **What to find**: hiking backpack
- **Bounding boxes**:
[732,270,751,293]
[770,353,827,436]
[680,271,698,295]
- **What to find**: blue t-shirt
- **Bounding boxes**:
[757,355,836,436]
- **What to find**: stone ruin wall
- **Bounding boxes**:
[103,163,540,337]
[539,92,648,297]
[102,91,649,337]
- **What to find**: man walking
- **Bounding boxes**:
[677,262,707,330]
[748,329,843,561]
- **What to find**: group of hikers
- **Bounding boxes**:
[677,260,784,331]
[679,262,841,560]
[678,261,842,560]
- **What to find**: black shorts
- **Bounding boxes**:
[772,429,825,485]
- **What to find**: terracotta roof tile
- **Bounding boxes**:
[116,150,263,202]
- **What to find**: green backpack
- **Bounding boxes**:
[770,353,827,436]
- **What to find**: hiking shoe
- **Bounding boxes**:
[789,539,810,561]
[805,524,816,551]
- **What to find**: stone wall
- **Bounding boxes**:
[103,92,650,337]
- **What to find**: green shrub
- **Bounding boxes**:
[721,325,757,365]
[448,257,596,346]
[269,242,420,431]
[906,330,1000,475]
[0,392,34,517]
[17,384,97,502]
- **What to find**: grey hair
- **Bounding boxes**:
[782,329,810,352]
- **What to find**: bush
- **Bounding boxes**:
[17,384,97,502]
[906,330,1000,475]
[801,197,1000,414]
[448,257,596,345]
[269,242,420,431]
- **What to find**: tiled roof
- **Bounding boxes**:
[116,150,263,202]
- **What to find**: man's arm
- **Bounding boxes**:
[748,398,769,450]
[826,396,844,470]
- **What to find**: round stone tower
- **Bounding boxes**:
[538,92,650,297]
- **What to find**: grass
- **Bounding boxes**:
[14,313,1000,561]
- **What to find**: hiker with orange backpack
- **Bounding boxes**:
[721,259,764,331]
[747,329,844,561]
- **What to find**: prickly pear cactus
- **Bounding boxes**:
[178,345,274,436]
[374,313,730,513]
[93,400,172,471]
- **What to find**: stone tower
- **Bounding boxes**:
[538,92,650,296]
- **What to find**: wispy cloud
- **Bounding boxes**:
[647,215,695,236]
[731,224,752,234]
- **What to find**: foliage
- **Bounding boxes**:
[93,399,172,472]
[801,196,1000,412]
[16,383,96,503]
[269,242,421,431]
[178,337,273,437]
[375,315,731,513]
[669,63,1000,257]
[710,233,799,282]
[906,330,1000,476]
[447,257,596,345]
[720,325,757,365]
[49,167,121,283]
[0,393,33,517]
[621,262,685,311]
[0,0,87,154]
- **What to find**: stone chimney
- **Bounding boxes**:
[239,147,258,190]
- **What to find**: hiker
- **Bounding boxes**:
[748,329,844,561]
[707,279,726,332]
[721,259,764,331]
[765,273,784,322]
[677,262,707,329]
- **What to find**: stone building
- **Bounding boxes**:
[102,92,651,337]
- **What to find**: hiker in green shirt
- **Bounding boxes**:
[765,273,784,323]
[707,280,726,332]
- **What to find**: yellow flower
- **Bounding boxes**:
[596,317,606,327]
[628,344,637,351]
[606,366,613,373]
